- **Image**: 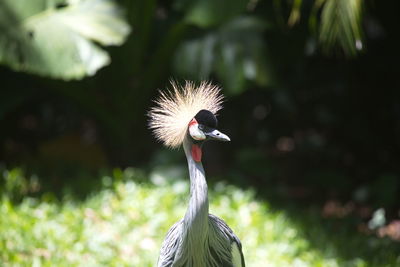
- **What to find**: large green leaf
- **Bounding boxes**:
[0,0,130,80]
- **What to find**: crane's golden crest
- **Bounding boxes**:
[148,81,223,148]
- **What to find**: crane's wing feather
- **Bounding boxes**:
[157,220,184,267]
[157,215,245,267]
[209,214,246,267]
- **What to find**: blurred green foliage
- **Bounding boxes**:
[173,16,270,94]
[1,167,399,266]
[318,0,364,55]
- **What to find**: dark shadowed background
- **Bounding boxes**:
[1,0,400,261]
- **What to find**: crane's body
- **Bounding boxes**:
[149,81,245,267]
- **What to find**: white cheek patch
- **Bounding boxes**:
[189,124,206,140]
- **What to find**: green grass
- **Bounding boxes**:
[1,167,399,266]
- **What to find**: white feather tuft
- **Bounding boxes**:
[148,80,224,148]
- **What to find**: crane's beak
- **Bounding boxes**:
[205,129,231,142]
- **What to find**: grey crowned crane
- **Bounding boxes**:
[148,81,245,267]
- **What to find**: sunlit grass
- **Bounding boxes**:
[1,167,399,266]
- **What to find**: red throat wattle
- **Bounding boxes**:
[191,144,202,162]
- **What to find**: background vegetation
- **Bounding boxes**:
[1,0,399,266]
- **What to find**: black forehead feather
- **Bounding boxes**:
[195,109,218,128]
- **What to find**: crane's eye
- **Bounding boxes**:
[198,124,213,133]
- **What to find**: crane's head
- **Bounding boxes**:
[148,81,229,149]
[188,109,230,143]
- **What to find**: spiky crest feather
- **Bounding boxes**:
[148,81,223,148]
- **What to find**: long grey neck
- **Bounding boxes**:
[183,138,209,240]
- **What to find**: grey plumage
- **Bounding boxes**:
[158,215,244,267]
[156,138,245,267]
